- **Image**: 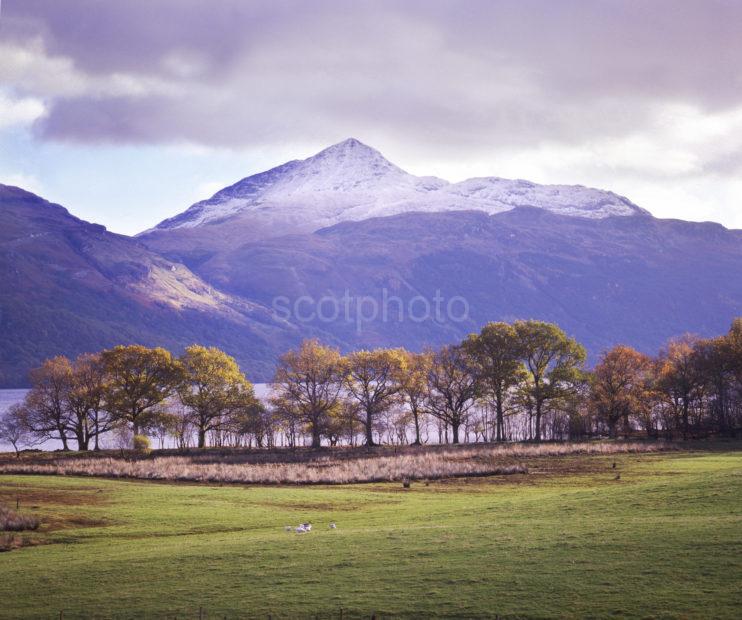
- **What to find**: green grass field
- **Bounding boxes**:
[1,448,741,618]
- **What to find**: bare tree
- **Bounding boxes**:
[23,356,75,450]
[0,405,39,457]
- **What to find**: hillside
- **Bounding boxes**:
[191,207,742,359]
[0,185,299,386]
[2,138,742,385]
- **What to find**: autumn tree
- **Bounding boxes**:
[178,345,258,448]
[101,345,184,436]
[271,339,345,448]
[323,400,348,447]
[21,354,112,451]
[426,345,480,444]
[163,403,194,449]
[464,323,525,442]
[725,318,742,431]
[344,348,406,446]
[693,319,742,435]
[514,320,586,442]
[22,356,75,450]
[66,353,111,450]
[399,350,433,445]
[656,336,705,439]
[226,391,268,447]
[590,345,653,437]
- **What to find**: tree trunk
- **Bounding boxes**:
[682,400,689,440]
[495,391,504,442]
[310,423,322,449]
[93,415,100,451]
[534,401,543,442]
[451,421,460,444]
[365,408,375,446]
[412,409,421,445]
[59,428,70,451]
[197,427,207,448]
[717,383,728,435]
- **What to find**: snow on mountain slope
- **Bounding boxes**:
[148,138,448,232]
[143,138,648,237]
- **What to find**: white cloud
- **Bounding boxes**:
[0,91,46,129]
[402,101,742,228]
[0,40,180,100]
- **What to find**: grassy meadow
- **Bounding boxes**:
[0,445,741,618]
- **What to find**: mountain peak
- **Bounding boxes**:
[142,139,647,235]
[327,137,367,150]
[317,138,377,155]
[304,137,405,175]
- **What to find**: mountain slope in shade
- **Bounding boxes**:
[0,185,302,386]
[194,207,742,361]
[139,138,647,265]
[3,157,741,388]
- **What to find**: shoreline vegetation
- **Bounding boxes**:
[0,440,680,485]
[2,317,741,457]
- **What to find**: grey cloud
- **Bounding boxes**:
[3,0,742,151]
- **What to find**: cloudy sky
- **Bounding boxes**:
[1,0,741,234]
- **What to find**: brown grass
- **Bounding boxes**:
[0,441,675,485]
[0,485,109,508]
[0,504,40,532]
[0,533,22,552]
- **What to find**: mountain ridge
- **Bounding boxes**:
[2,139,741,387]
[0,183,304,386]
[191,205,742,362]
[138,139,649,260]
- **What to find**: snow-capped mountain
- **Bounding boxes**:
[142,138,647,240]
[146,139,448,234]
[3,177,742,387]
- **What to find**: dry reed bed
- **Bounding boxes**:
[0,442,673,485]
[1,504,40,532]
